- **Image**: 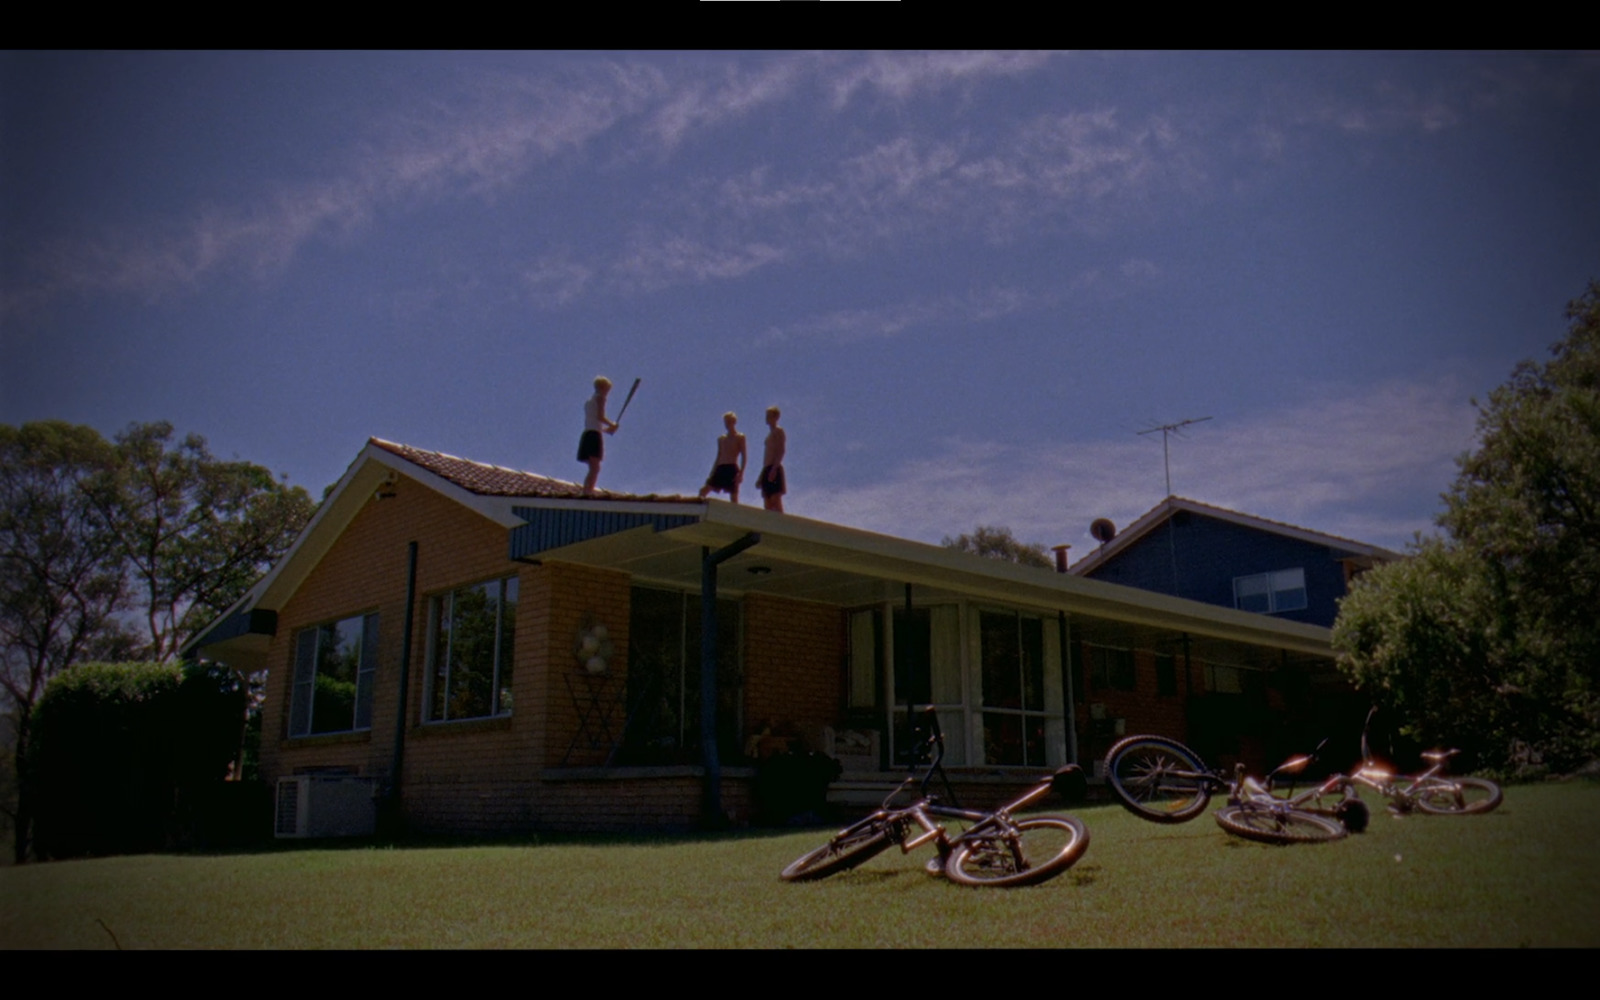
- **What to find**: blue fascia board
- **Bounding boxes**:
[510,506,701,560]
[190,607,278,651]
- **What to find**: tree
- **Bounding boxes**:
[1,422,130,862]
[1334,282,1600,774]
[1,419,316,861]
[941,525,1053,569]
[91,422,317,662]
[27,661,247,858]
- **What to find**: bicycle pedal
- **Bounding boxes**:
[924,857,946,877]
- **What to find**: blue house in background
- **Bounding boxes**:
[1069,497,1401,629]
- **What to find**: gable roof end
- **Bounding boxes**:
[1068,496,1403,576]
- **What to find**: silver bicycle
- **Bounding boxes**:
[1344,708,1502,816]
[782,709,1090,887]
[1105,734,1368,844]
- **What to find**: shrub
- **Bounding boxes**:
[26,661,246,858]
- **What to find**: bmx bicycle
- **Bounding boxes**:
[1345,708,1502,816]
[781,708,1090,887]
[1104,733,1369,844]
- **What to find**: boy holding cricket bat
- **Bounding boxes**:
[577,376,618,496]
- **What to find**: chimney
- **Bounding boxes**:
[1051,544,1071,574]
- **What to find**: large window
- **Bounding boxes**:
[979,611,1057,767]
[622,587,741,765]
[1233,568,1307,614]
[290,613,378,737]
[425,576,517,722]
[888,606,965,765]
[850,602,1064,769]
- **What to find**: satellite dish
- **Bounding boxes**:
[1091,518,1116,544]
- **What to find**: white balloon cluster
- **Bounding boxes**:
[575,623,613,675]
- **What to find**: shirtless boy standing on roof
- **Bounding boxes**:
[577,376,618,496]
[698,412,747,504]
[757,406,786,512]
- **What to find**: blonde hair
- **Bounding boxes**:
[723,411,737,423]
[766,406,780,420]
[594,376,612,390]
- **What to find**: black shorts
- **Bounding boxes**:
[705,463,739,492]
[577,430,603,462]
[758,464,786,497]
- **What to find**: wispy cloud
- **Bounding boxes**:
[610,236,785,293]
[800,375,1476,554]
[825,51,1058,108]
[5,60,669,318]
[760,285,1032,344]
[646,57,810,150]
[521,255,594,307]
[8,52,1572,320]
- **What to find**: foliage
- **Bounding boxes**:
[1333,541,1507,768]
[0,423,130,719]
[0,422,132,862]
[25,661,247,859]
[1335,282,1600,774]
[940,525,1053,569]
[93,421,317,663]
[0,419,314,862]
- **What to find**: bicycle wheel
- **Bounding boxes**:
[1413,777,1503,815]
[1336,797,1371,834]
[1105,735,1212,823]
[780,819,892,882]
[1214,804,1346,844]
[943,815,1089,888]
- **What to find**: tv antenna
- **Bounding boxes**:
[1137,417,1212,496]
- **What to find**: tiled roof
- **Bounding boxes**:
[368,438,698,502]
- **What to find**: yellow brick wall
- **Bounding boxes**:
[539,561,632,769]
[261,473,543,826]
[741,593,845,752]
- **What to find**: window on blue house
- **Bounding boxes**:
[1233,568,1307,614]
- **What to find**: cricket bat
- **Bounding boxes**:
[614,377,642,425]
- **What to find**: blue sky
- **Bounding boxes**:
[4,51,1597,560]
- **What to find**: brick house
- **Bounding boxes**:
[187,441,1345,835]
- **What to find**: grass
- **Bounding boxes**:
[3,781,1597,948]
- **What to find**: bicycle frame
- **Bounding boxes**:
[1245,751,1364,828]
[1104,733,1366,839]
[1347,706,1500,815]
[782,707,1089,886]
[868,752,1066,865]
[864,710,1075,857]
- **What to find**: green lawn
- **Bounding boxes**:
[3,781,1596,948]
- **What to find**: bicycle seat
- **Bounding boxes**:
[1051,764,1087,803]
[1422,748,1461,763]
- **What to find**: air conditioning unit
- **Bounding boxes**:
[274,775,378,838]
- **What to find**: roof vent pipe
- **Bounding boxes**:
[1052,544,1071,574]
